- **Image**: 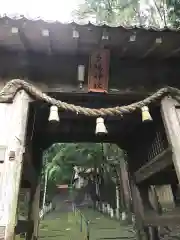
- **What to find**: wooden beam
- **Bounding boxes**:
[37,132,128,150]
[120,32,139,59]
[141,39,162,59]
[25,141,42,240]
[163,47,180,59]
[161,97,180,183]
[18,28,32,51]
[144,209,180,226]
[48,31,55,55]
[0,81,150,103]
[0,90,31,240]
[134,148,172,183]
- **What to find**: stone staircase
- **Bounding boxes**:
[38,193,136,240]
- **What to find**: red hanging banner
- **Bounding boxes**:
[88,49,110,93]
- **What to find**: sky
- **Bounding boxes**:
[0,0,84,22]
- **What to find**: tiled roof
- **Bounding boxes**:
[0,16,180,58]
[1,15,179,30]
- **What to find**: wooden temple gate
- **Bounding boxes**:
[0,16,180,239]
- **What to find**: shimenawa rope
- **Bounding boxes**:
[0,79,180,117]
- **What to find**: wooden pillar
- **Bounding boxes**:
[25,140,43,240]
[131,181,161,240]
[140,185,161,240]
[130,179,145,240]
[161,97,180,183]
[26,180,41,240]
[0,90,31,240]
[32,182,41,240]
[148,186,161,240]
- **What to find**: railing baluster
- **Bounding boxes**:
[80,214,82,232]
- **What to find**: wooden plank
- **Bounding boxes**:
[161,97,180,183]
[134,148,172,183]
[144,209,180,226]
[0,90,31,240]
[155,185,175,209]
[88,49,110,93]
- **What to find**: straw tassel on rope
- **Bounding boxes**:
[95,117,107,135]
[48,105,60,122]
[141,106,152,122]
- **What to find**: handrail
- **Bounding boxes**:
[72,203,90,240]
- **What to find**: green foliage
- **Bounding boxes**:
[167,0,180,27]
[72,0,180,28]
[72,0,139,25]
[42,143,124,186]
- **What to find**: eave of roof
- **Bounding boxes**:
[0,16,180,59]
[1,15,179,31]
